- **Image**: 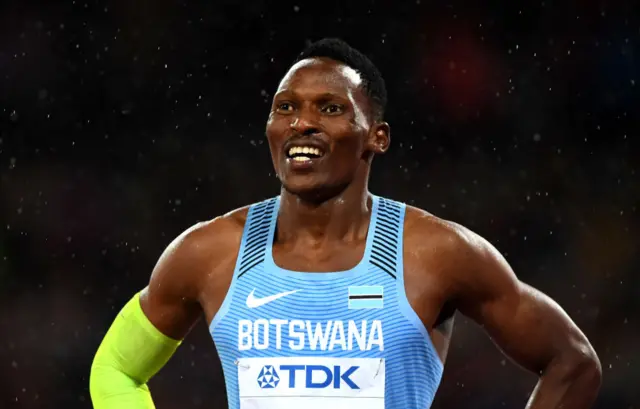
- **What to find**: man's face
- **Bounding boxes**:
[265,57,387,198]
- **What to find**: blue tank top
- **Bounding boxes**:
[210,195,443,409]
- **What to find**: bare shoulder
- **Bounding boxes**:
[179,206,249,257]
[175,207,247,260]
[402,205,511,296]
[395,205,497,335]
[144,205,251,301]
[138,205,253,339]
[403,205,486,262]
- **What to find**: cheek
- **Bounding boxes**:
[265,121,289,154]
[332,129,367,155]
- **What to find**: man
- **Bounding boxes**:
[90,38,601,409]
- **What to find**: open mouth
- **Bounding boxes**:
[286,145,326,162]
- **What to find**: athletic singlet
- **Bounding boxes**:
[210,195,443,409]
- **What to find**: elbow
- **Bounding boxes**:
[578,349,602,389]
[557,340,602,390]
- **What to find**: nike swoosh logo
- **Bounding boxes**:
[246,289,299,309]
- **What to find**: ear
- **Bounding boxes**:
[367,122,391,154]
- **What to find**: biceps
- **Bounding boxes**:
[138,233,205,339]
[477,284,584,373]
[140,245,203,339]
[140,283,202,340]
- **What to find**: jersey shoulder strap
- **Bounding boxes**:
[236,196,278,278]
[366,195,406,279]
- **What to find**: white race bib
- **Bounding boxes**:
[237,357,385,409]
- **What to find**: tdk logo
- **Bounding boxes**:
[257,364,360,389]
[257,365,280,388]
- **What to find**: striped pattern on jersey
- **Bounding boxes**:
[210,195,443,409]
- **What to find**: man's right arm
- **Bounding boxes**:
[89,221,213,409]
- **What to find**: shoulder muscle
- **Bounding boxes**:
[140,207,247,339]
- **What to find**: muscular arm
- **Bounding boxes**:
[445,223,601,408]
[89,221,213,408]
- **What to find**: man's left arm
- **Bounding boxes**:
[449,224,602,409]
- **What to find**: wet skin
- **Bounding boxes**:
[138,57,601,408]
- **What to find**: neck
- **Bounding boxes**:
[277,170,372,244]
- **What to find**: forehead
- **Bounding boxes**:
[276,58,364,97]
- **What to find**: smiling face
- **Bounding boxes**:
[265,57,390,199]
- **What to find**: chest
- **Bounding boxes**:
[213,272,405,355]
[270,239,367,273]
[200,244,450,336]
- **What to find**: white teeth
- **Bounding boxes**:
[287,146,323,157]
[293,156,310,162]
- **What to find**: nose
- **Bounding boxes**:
[290,115,320,136]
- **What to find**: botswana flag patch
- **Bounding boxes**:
[348,285,384,309]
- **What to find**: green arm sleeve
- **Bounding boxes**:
[89,292,182,409]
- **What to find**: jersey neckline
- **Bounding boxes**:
[262,194,380,280]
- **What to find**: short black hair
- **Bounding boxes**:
[294,38,387,122]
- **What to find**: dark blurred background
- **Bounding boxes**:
[1,1,638,408]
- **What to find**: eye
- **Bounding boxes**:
[321,104,344,114]
[275,102,294,113]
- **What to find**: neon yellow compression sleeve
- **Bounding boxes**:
[89,292,182,409]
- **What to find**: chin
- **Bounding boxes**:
[281,176,349,203]
[282,178,324,196]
